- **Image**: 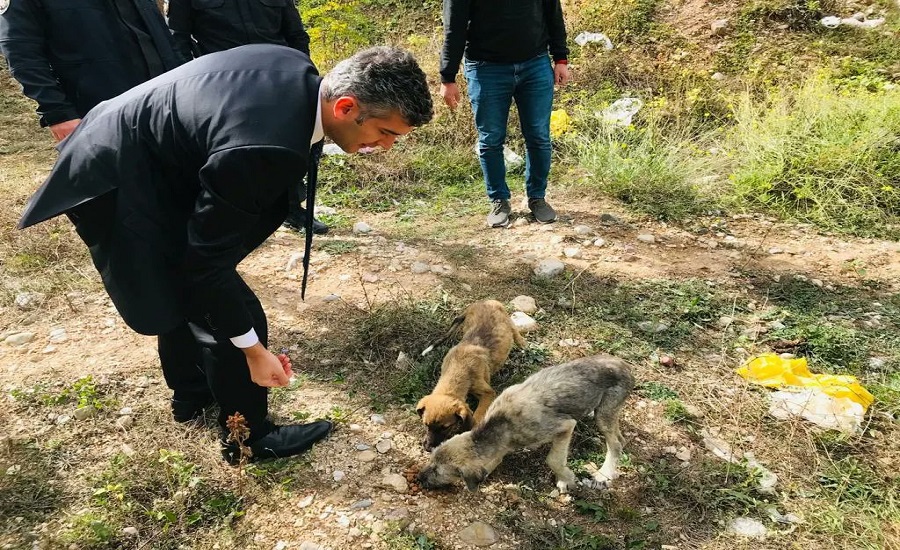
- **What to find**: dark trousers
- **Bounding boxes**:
[288,179,306,219]
[159,275,270,437]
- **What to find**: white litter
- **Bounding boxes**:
[473,143,524,171]
[769,388,866,434]
[574,31,613,50]
[322,143,345,155]
[598,98,644,127]
[820,15,885,29]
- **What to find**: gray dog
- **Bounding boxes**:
[417,354,634,492]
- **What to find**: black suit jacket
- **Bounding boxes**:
[19,44,321,337]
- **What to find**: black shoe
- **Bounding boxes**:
[284,210,329,235]
[221,420,333,465]
[528,198,558,224]
[171,394,215,423]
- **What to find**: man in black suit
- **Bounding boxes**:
[18,45,434,463]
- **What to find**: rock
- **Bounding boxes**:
[637,321,670,333]
[285,252,304,272]
[298,495,315,508]
[361,273,379,283]
[333,470,346,483]
[337,515,351,528]
[299,543,321,550]
[74,407,97,421]
[274,542,288,550]
[121,444,135,457]
[42,345,57,354]
[55,415,71,426]
[674,447,692,462]
[323,293,340,303]
[549,235,565,244]
[727,517,766,539]
[512,217,530,227]
[349,499,373,510]
[600,213,618,224]
[573,225,592,236]
[458,521,500,546]
[14,292,44,310]
[768,247,783,255]
[563,247,583,259]
[410,262,430,274]
[509,295,537,314]
[48,328,68,344]
[353,222,373,234]
[4,332,35,346]
[119,407,133,416]
[711,72,726,81]
[122,527,139,537]
[349,424,363,432]
[593,238,606,247]
[116,416,134,430]
[534,259,565,278]
[380,473,408,494]
[355,443,370,451]
[510,312,538,333]
[711,19,730,36]
[768,320,786,331]
[659,355,676,368]
[718,316,735,328]
[315,205,337,216]
[637,234,656,244]
[370,414,386,425]
[375,440,392,454]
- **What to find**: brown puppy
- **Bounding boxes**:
[417,300,526,451]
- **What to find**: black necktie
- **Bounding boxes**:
[301,139,324,300]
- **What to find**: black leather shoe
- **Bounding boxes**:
[221,420,333,464]
[171,394,215,423]
[283,210,329,235]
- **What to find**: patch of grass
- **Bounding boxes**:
[637,381,679,401]
[380,522,441,550]
[318,239,359,255]
[9,375,117,411]
[728,79,900,237]
[567,0,663,44]
[0,439,67,543]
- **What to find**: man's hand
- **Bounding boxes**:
[243,343,291,387]
[554,63,570,87]
[49,118,81,142]
[440,82,461,110]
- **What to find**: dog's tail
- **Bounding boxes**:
[420,313,466,356]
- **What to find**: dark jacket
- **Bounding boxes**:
[167,0,310,60]
[0,0,185,126]
[440,0,569,83]
[19,45,320,337]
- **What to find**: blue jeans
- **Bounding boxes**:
[464,54,555,201]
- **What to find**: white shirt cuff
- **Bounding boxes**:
[229,328,259,349]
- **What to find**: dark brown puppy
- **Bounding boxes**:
[417,300,526,451]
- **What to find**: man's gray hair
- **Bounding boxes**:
[322,46,433,127]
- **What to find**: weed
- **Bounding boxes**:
[324,405,352,424]
[319,239,359,255]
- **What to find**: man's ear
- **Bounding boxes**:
[332,96,357,118]
[416,398,427,418]
[462,467,488,492]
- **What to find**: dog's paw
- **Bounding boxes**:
[579,477,611,491]
[556,478,578,494]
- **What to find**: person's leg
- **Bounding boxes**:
[284,180,328,234]
[158,322,213,422]
[514,55,557,222]
[465,59,516,226]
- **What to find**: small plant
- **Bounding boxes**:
[325,406,352,424]
[638,381,679,401]
[291,410,312,422]
[575,499,610,522]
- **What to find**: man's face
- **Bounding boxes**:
[325,97,413,153]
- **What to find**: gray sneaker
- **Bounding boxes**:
[528,198,557,223]
[487,199,511,228]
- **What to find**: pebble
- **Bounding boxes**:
[122,527,139,537]
[370,414,386,425]
[48,328,68,344]
[381,473,408,494]
[361,273,379,283]
[298,495,315,508]
[600,213,618,223]
[510,312,538,333]
[549,235,564,244]
[375,440,392,454]
[410,262,430,274]
[116,416,134,430]
[55,415,71,426]
[355,443,370,451]
[637,234,656,244]
[593,238,606,247]
[349,424,363,432]
[323,294,340,303]
[458,521,500,547]
[637,321,670,333]
[768,247,784,255]
[352,222,373,234]
[573,225,592,236]
[563,247,583,259]
[349,499,373,510]
[333,470,346,482]
[74,407,97,421]
[299,543,321,550]
[4,332,35,346]
[285,252,304,272]
[533,258,565,278]
[509,295,537,314]
[14,292,44,310]
[119,407,133,416]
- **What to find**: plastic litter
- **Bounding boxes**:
[701,429,778,493]
[727,517,766,539]
[597,98,643,127]
[820,15,885,29]
[550,109,571,137]
[322,143,345,155]
[474,143,524,171]
[574,31,614,50]
[737,354,874,433]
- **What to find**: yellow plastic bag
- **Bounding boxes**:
[550,109,571,138]
[737,354,874,409]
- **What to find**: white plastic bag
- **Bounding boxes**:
[598,98,643,127]
[574,31,613,50]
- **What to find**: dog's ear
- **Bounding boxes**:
[462,467,488,492]
[416,398,427,418]
[456,405,474,429]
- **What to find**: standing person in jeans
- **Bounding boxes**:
[440,0,570,228]
[167,0,327,235]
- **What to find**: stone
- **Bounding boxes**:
[122,527,139,537]
[718,316,735,328]
[510,312,538,333]
[14,292,44,310]
[48,328,67,344]
[323,293,340,303]
[355,443,370,451]
[509,295,537,314]
[352,222,373,234]
[298,495,315,508]
[711,72,726,81]
[274,542,288,550]
[563,247,583,259]
[375,440,392,454]
[119,407,133,416]
[380,473,408,494]
[349,424,363,432]
[573,225,592,236]
[768,320,786,330]
[370,414,386,425]
[361,273,379,283]
[116,416,134,430]
[4,332,35,346]
[534,259,565,278]
[768,247,783,255]
[410,262,430,274]
[74,407,97,421]
[727,517,766,539]
[285,252,304,272]
[458,521,500,546]
[349,499,373,510]
[600,213,618,224]
[711,19,730,36]
[55,415,71,426]
[299,543,321,550]
[333,470,345,482]
[549,235,565,244]
[674,447,692,462]
[637,321,670,333]
[593,238,606,247]
[637,234,656,244]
